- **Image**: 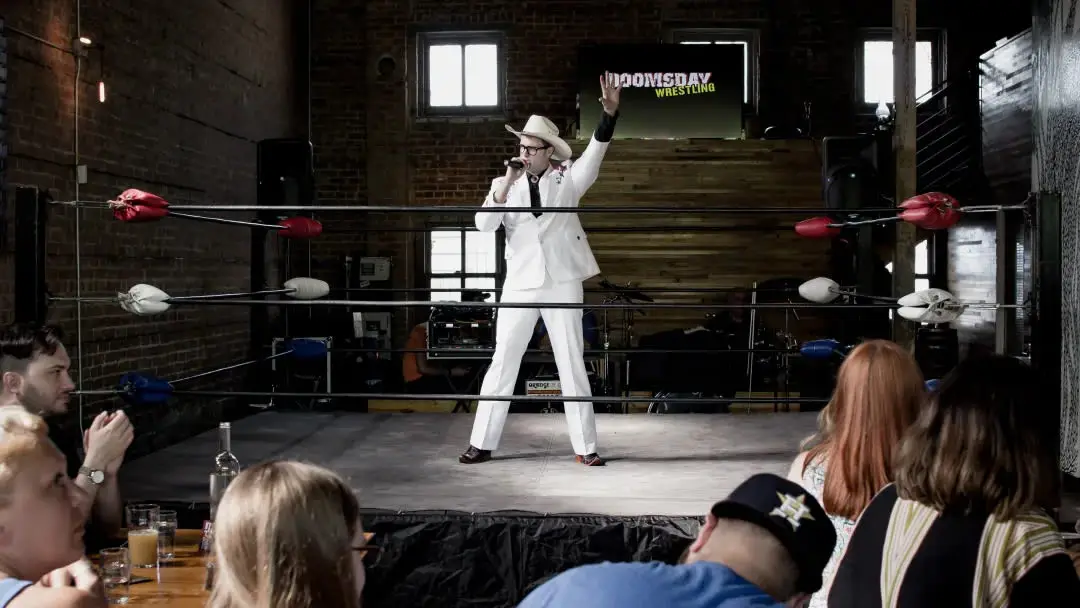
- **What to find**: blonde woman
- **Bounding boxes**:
[0,405,103,608]
[209,461,370,608]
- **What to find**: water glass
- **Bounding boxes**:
[125,503,160,568]
[157,509,178,560]
[99,547,130,604]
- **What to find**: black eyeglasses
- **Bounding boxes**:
[520,144,551,155]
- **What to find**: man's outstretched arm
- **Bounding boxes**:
[570,72,622,198]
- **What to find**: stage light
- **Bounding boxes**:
[79,36,92,45]
[98,81,106,103]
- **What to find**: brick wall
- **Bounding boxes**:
[311,0,1030,348]
[309,0,368,266]
[0,1,298,457]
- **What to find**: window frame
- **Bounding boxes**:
[665,27,759,109]
[415,30,507,118]
[854,28,947,108]
[425,226,504,301]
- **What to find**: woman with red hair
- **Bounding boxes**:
[786,339,925,608]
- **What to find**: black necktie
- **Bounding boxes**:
[528,173,543,218]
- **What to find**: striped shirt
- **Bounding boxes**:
[828,484,1080,607]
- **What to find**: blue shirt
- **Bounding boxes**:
[518,561,786,608]
[0,578,31,607]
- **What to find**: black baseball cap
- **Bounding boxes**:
[709,473,837,594]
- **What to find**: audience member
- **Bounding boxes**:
[402,321,469,394]
[517,473,836,607]
[797,405,832,453]
[0,405,104,607]
[785,339,924,607]
[209,460,370,608]
[0,323,132,541]
[829,354,1080,606]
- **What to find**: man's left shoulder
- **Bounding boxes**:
[518,561,670,607]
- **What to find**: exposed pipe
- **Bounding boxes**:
[75,0,86,437]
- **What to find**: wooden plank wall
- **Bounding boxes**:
[576,138,831,343]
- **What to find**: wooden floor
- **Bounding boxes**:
[119,411,818,517]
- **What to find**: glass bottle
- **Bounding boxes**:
[209,422,240,521]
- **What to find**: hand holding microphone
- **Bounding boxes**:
[504,156,527,180]
[491,156,526,204]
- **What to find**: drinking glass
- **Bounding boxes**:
[125,503,160,568]
[99,547,130,604]
[157,509,178,560]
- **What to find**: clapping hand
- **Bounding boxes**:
[83,410,134,475]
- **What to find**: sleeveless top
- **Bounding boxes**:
[0,578,32,607]
[798,457,856,608]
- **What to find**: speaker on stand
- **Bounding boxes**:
[821,135,891,342]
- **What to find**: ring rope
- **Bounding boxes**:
[77,389,828,404]
[48,295,1022,312]
[343,286,806,294]
[50,197,902,215]
[332,348,800,355]
[170,350,294,385]
[62,298,903,310]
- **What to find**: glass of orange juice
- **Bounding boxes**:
[125,504,160,568]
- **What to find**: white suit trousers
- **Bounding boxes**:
[469,278,598,455]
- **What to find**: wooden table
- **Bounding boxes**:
[99,529,374,605]
[118,529,208,607]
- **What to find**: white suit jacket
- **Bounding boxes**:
[475,136,608,291]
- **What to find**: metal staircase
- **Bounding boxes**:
[915,71,982,196]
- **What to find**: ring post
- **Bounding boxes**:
[1031,190,1062,519]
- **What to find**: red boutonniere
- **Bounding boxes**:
[552,163,567,184]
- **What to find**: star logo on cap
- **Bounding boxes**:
[770,492,815,530]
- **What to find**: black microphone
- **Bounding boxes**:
[504,158,524,170]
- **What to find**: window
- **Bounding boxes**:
[885,239,931,320]
[428,229,500,301]
[669,28,758,105]
[418,31,504,116]
[858,30,943,104]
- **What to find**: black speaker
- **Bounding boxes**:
[821,135,879,211]
[257,138,314,217]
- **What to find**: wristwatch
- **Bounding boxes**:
[78,466,105,485]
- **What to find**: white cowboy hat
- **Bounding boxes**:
[505,115,572,161]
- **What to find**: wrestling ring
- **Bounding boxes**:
[13,185,1062,608]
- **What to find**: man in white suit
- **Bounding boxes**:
[460,74,621,467]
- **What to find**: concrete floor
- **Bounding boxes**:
[119,411,819,517]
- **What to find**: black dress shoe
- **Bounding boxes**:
[575,453,605,466]
[459,446,492,464]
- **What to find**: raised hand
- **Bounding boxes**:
[599,72,621,115]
